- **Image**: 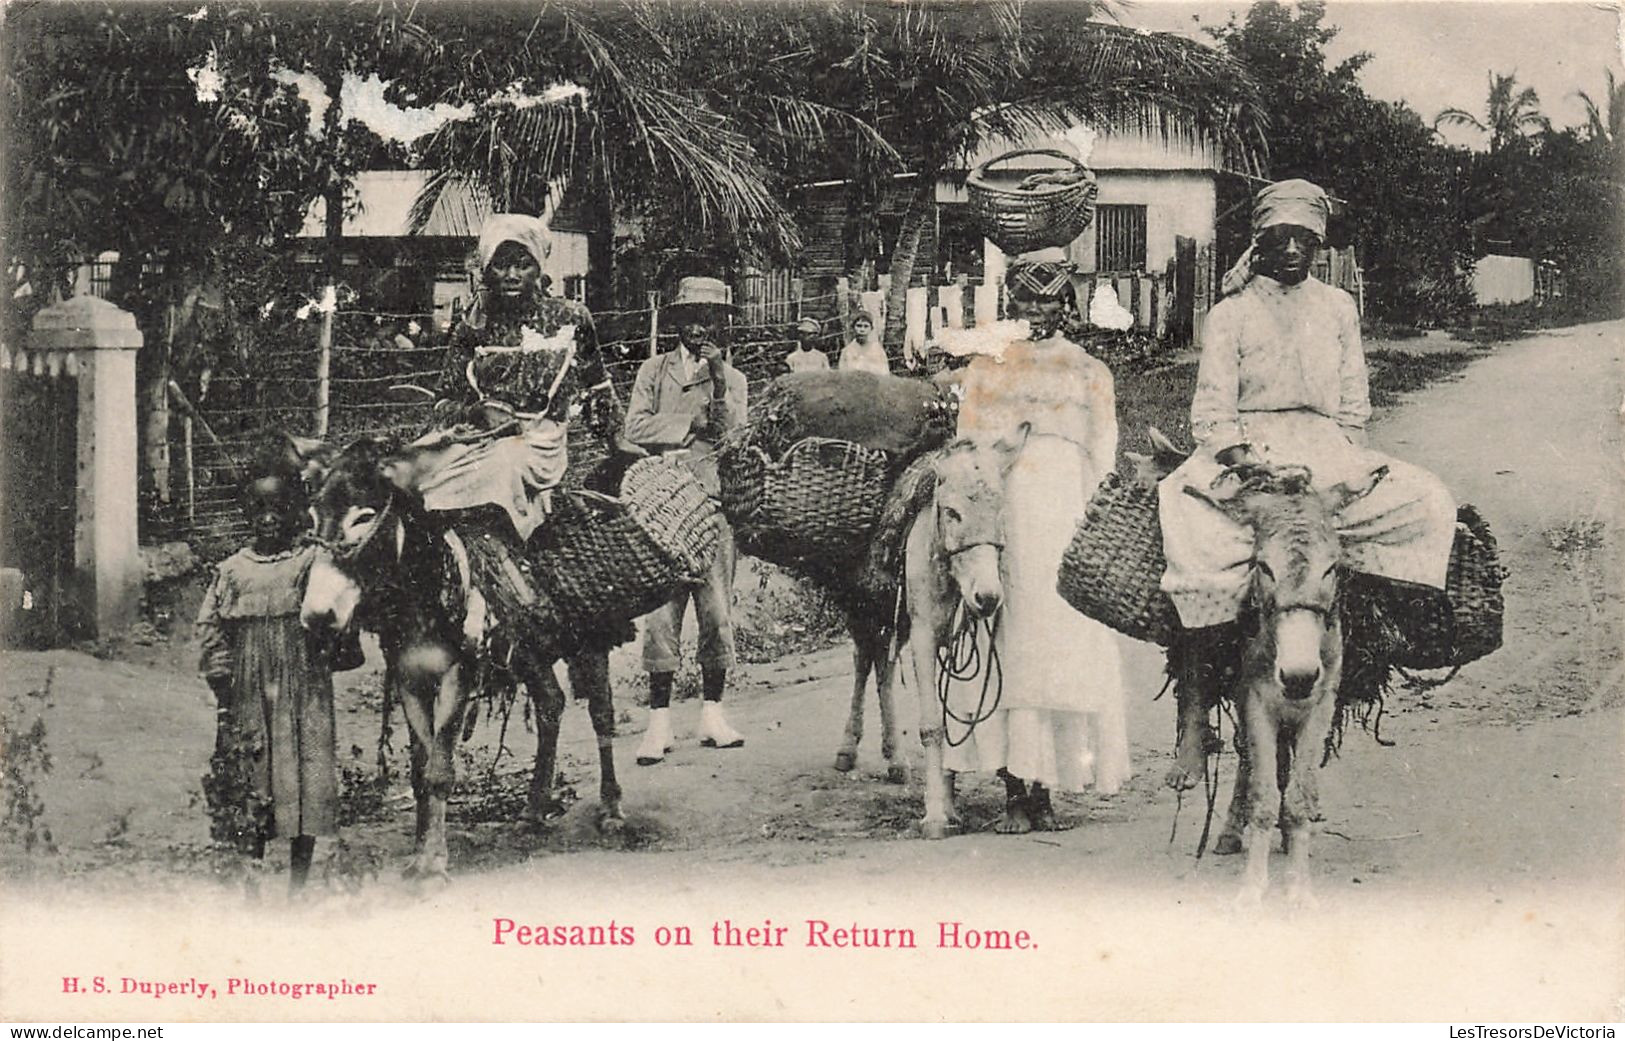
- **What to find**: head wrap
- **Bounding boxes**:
[477,213,552,271]
[1005,246,1074,300]
[795,317,822,336]
[1252,179,1329,238]
[1220,179,1330,296]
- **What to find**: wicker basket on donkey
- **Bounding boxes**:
[460,456,721,653]
[718,371,956,568]
[722,437,894,565]
[966,149,1099,255]
[1372,504,1506,670]
[1056,471,1177,646]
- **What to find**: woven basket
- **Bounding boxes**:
[1057,472,1177,645]
[530,455,722,628]
[721,437,893,567]
[967,149,1099,255]
[1386,504,1506,670]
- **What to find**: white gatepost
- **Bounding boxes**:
[25,295,144,636]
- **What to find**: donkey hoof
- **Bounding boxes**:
[523,799,568,827]
[834,751,857,773]
[884,764,908,785]
[597,809,627,835]
[1213,831,1245,856]
[1285,886,1319,913]
[1164,763,1202,791]
[920,817,953,840]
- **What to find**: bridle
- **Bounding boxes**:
[310,487,400,577]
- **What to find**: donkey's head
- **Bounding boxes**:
[1186,462,1387,700]
[299,437,414,634]
[930,425,1028,620]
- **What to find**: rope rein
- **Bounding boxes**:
[936,601,1004,748]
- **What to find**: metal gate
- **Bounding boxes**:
[1,369,80,644]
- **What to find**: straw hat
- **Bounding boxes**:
[666,276,736,321]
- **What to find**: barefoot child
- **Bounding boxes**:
[197,452,343,893]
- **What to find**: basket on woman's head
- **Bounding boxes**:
[967,149,1099,255]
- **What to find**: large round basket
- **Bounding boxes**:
[1386,504,1506,670]
[1056,472,1176,645]
[530,455,722,628]
[966,149,1099,255]
[720,436,893,567]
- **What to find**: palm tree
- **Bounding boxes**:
[1435,71,1550,153]
[404,0,885,297]
[1576,70,1623,144]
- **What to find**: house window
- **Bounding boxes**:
[1095,205,1148,273]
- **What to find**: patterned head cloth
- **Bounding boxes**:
[1004,246,1074,300]
[478,213,552,271]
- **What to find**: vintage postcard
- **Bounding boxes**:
[1,0,1621,1025]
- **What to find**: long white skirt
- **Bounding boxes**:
[943,435,1131,794]
[1158,410,1457,629]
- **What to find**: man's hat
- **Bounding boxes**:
[666,276,736,320]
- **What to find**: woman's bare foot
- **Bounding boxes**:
[995,799,1034,834]
[1027,786,1071,831]
[994,769,1033,834]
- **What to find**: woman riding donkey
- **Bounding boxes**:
[941,247,1131,833]
[414,213,641,542]
[1159,179,1457,790]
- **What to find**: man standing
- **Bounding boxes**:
[625,276,749,764]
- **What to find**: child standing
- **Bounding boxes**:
[197,454,341,895]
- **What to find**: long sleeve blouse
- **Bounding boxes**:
[1189,275,1370,448]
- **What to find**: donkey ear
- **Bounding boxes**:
[1323,464,1389,514]
[994,421,1033,468]
[378,452,419,492]
[286,434,326,462]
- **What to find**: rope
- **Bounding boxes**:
[936,603,1003,748]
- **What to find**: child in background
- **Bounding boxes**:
[785,317,831,373]
[838,311,889,375]
[197,448,343,896]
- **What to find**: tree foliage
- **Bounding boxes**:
[1206,1,1473,323]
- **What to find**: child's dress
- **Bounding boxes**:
[197,547,338,845]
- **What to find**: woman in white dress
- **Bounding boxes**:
[943,248,1130,833]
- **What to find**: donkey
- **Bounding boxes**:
[899,430,1026,839]
[1181,461,1386,908]
[298,438,627,882]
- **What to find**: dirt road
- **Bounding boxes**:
[3,322,1622,1022]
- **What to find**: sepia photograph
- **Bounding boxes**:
[0,0,1621,1025]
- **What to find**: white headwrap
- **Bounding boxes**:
[477,213,552,271]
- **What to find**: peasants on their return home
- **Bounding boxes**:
[786,316,832,373]
[626,276,750,763]
[839,310,889,375]
[415,213,635,545]
[197,447,357,894]
[1157,178,1457,789]
[940,247,1131,833]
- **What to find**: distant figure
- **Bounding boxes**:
[785,316,831,373]
[839,311,889,375]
